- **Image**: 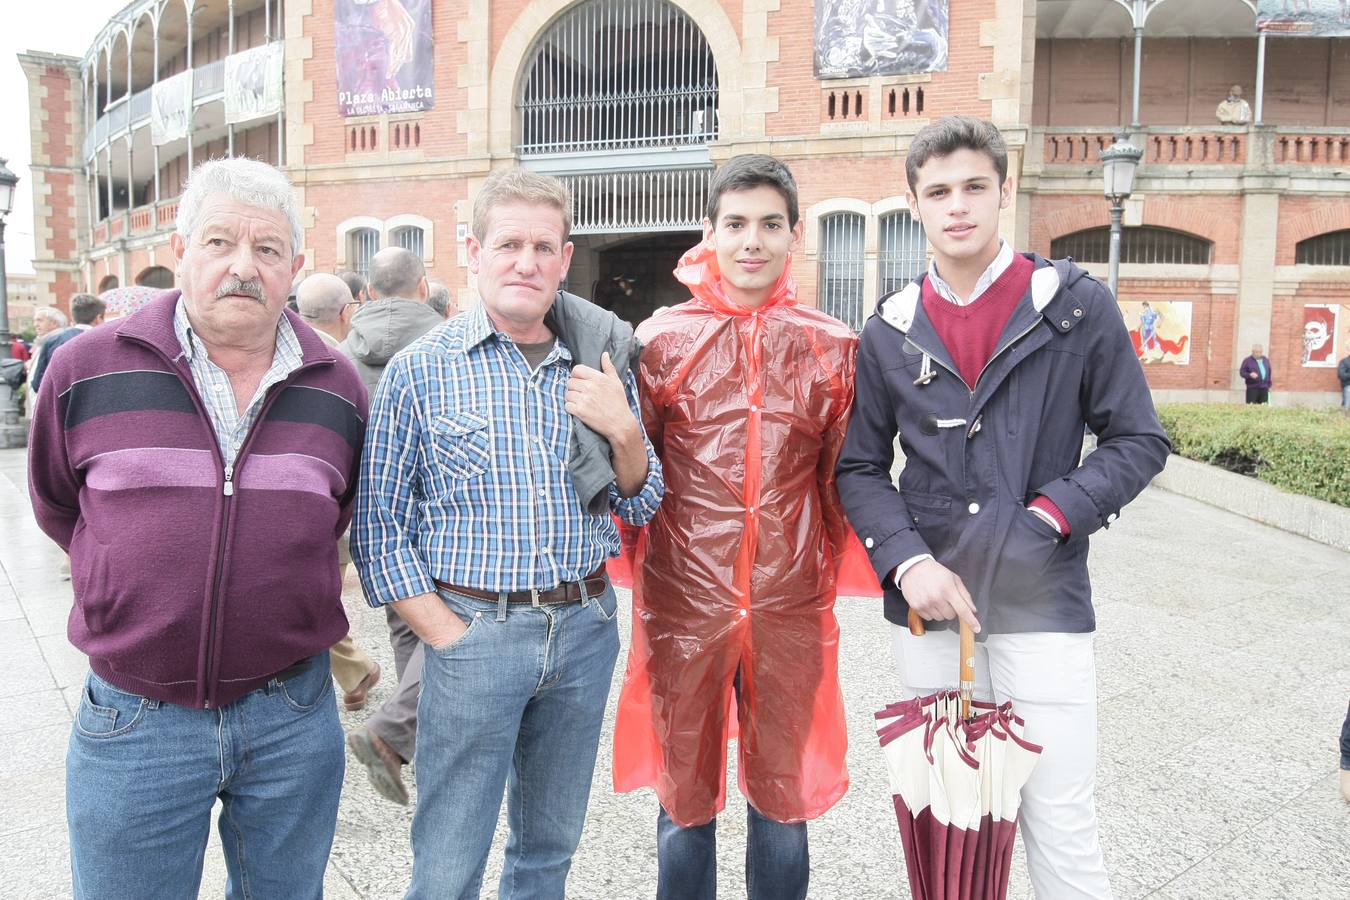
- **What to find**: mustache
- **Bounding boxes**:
[215,277,265,303]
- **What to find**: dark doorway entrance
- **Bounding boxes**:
[590,232,700,327]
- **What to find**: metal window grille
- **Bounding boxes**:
[819,213,867,331]
[517,0,719,155]
[879,211,927,295]
[391,225,426,260]
[1295,229,1350,266]
[563,167,712,234]
[347,227,381,278]
[1050,226,1212,265]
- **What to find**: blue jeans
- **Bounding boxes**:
[408,584,621,899]
[657,803,809,900]
[66,652,344,899]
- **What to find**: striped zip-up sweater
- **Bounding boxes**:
[28,292,368,709]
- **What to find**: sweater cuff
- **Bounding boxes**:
[1028,496,1070,536]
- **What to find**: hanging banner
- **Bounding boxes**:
[1119,300,1192,365]
[150,69,192,146]
[335,0,435,117]
[225,42,285,125]
[1257,1,1350,36]
[1301,304,1339,367]
[814,0,949,79]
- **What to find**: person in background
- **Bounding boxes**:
[426,279,457,319]
[341,247,450,804]
[1337,348,1350,411]
[337,268,368,303]
[295,271,383,712]
[26,306,68,385]
[10,335,30,362]
[29,294,106,394]
[1240,343,1272,404]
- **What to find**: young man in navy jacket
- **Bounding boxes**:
[837,117,1169,898]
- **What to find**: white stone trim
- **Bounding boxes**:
[334,216,384,266]
[385,213,435,262]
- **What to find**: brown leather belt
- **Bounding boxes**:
[434,565,609,607]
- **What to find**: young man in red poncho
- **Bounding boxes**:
[612,155,858,899]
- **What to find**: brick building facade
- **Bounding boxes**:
[21,0,1350,403]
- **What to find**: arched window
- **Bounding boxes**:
[818,213,867,331]
[135,266,175,289]
[347,227,381,278]
[1051,226,1212,265]
[1295,229,1350,266]
[390,225,425,260]
[517,0,719,155]
[879,211,927,296]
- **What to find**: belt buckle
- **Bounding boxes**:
[530,588,541,608]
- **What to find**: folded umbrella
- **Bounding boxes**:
[876,618,1042,899]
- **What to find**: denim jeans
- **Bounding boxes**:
[66,652,344,900]
[407,584,621,900]
[656,803,809,900]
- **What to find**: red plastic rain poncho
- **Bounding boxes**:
[612,241,859,827]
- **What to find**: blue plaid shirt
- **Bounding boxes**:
[352,303,664,605]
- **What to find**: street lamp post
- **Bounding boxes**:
[1099,133,1143,300]
[0,157,25,447]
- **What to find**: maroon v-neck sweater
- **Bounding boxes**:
[920,252,1035,390]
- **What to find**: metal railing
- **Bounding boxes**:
[564,167,712,233]
[879,212,927,296]
[517,0,718,155]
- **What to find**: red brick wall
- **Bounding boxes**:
[37,64,82,312]
[1027,194,1242,265]
[1276,197,1350,265]
[1272,288,1346,394]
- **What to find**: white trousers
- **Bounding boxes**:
[890,625,1113,900]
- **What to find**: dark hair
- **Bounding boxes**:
[905,116,1009,193]
[70,293,107,325]
[705,155,800,228]
[335,269,366,301]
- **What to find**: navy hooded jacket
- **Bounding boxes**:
[836,254,1170,635]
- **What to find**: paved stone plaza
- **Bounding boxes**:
[1,445,1346,899]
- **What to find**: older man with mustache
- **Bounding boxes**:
[28,157,368,899]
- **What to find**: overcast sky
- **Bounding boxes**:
[2,2,115,274]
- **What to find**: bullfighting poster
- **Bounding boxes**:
[1300,304,1339,366]
[150,69,192,146]
[225,42,285,125]
[336,0,435,117]
[1119,299,1191,365]
[814,0,949,79]
[1257,1,1350,37]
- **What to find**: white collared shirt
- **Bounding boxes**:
[927,240,1014,307]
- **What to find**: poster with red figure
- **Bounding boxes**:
[1119,300,1192,365]
[1300,305,1339,367]
[336,0,435,118]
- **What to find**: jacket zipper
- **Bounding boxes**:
[122,331,328,708]
[904,314,1043,398]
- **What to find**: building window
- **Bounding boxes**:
[391,225,425,260]
[347,227,381,277]
[1051,226,1212,265]
[819,213,867,331]
[879,211,927,295]
[1295,229,1350,266]
[517,0,719,155]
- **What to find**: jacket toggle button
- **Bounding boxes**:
[967,502,980,515]
[1072,308,1083,318]
[864,537,874,549]
[1061,319,1072,329]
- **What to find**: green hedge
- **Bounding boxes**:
[1154,403,1350,507]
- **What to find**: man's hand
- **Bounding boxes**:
[566,353,640,445]
[898,558,981,633]
[393,592,469,650]
[1246,370,1257,381]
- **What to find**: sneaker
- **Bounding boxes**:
[342,661,381,711]
[346,727,408,806]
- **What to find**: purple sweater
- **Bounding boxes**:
[28,293,368,708]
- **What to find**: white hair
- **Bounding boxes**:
[176,157,303,256]
[35,306,68,327]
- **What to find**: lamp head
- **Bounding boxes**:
[1099,133,1143,203]
[0,158,18,218]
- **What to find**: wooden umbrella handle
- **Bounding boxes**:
[907,610,926,636]
[959,621,976,720]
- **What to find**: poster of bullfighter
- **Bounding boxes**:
[336,0,435,117]
[814,0,949,79]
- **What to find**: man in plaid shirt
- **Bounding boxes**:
[352,168,663,899]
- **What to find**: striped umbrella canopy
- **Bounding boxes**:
[876,622,1042,899]
[99,285,165,318]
